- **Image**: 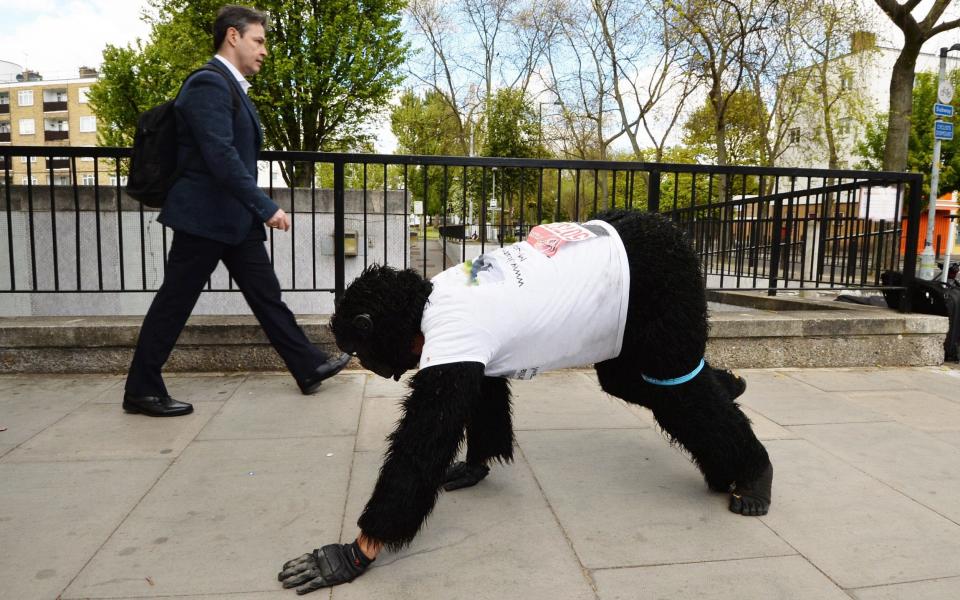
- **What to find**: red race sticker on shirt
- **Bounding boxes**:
[526,222,596,257]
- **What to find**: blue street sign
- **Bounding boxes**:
[935,120,954,141]
[934,103,955,117]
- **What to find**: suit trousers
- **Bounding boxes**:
[125,229,326,397]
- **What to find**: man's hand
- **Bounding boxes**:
[442,461,489,491]
[266,208,291,232]
[278,542,373,594]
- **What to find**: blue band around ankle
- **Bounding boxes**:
[641,358,705,386]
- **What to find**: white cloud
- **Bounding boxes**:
[0,0,153,79]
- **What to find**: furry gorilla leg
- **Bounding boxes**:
[357,364,478,550]
[596,361,771,513]
[465,376,514,465]
[444,376,514,491]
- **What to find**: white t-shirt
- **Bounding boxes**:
[419,220,631,379]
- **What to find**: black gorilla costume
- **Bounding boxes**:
[278,210,773,594]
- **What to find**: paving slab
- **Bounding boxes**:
[851,576,960,600]
[332,449,595,600]
[873,367,960,404]
[362,372,413,398]
[783,368,919,392]
[3,401,222,462]
[65,436,355,598]
[839,390,960,431]
[517,428,792,569]
[738,371,890,426]
[0,374,120,447]
[0,459,171,600]
[511,372,648,430]
[592,555,849,600]
[197,373,365,440]
[759,439,960,589]
[88,373,249,404]
[929,430,960,449]
[791,421,960,523]
[356,394,403,453]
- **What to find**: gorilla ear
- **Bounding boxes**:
[352,313,374,336]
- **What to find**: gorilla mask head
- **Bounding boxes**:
[330,265,433,380]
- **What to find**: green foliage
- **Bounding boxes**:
[88,0,408,186]
[682,90,768,166]
[391,89,465,156]
[390,88,468,214]
[856,70,960,199]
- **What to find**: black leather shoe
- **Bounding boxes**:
[123,393,194,417]
[298,352,351,395]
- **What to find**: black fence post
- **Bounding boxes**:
[333,159,345,303]
[768,197,784,296]
[648,170,661,214]
[899,174,923,313]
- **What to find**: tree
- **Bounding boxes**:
[872,0,960,171]
[481,89,545,231]
[682,89,766,165]
[667,0,778,168]
[391,89,466,215]
[787,0,876,171]
[857,69,960,199]
[88,0,408,186]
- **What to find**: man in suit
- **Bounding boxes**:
[123,5,349,417]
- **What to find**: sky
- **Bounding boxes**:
[0,0,957,152]
[0,0,153,79]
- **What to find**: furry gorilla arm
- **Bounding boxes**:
[357,361,485,550]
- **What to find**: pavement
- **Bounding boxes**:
[2,366,960,599]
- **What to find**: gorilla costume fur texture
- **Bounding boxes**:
[297,210,772,587]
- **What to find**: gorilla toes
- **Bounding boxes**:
[714,368,747,400]
[728,463,772,516]
[442,461,490,491]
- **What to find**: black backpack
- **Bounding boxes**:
[126,65,240,207]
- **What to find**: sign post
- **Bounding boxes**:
[919,44,960,280]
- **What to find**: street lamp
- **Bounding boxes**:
[918,43,960,280]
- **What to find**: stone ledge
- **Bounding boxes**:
[0,306,949,373]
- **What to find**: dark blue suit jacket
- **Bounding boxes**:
[159,58,279,245]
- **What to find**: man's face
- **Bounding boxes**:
[232,23,268,77]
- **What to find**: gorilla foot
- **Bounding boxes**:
[729,463,772,516]
[442,461,489,491]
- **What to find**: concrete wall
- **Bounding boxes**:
[0,185,409,316]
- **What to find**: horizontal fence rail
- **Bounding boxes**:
[0,145,923,316]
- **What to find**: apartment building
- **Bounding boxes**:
[0,65,110,186]
[779,33,960,170]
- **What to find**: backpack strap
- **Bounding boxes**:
[177,64,242,112]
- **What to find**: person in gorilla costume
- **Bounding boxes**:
[277,210,773,594]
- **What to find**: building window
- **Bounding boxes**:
[80,156,95,162]
[43,89,68,103]
[789,128,801,143]
[0,121,10,133]
[839,117,852,136]
[108,175,128,186]
[20,156,38,163]
[19,118,35,135]
[840,73,853,91]
[78,87,90,103]
[53,175,71,186]
[79,116,96,133]
[81,174,96,185]
[22,176,39,185]
[17,90,34,106]
[0,93,9,105]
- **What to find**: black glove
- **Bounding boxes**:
[442,461,489,491]
[278,541,373,595]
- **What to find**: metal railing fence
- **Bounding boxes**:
[1,145,923,313]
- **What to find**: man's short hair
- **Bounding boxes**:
[213,5,269,52]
